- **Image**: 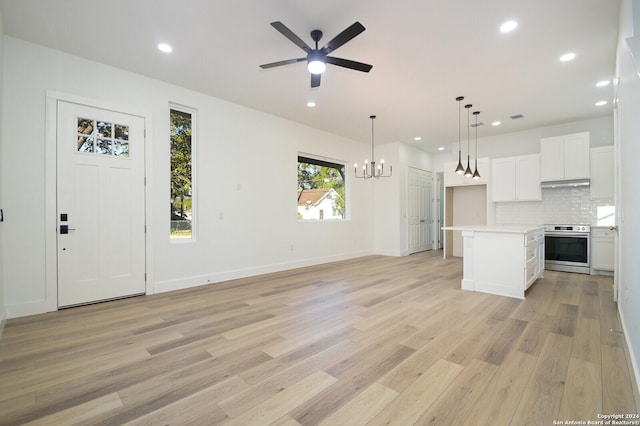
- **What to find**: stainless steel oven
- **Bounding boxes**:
[544,225,590,274]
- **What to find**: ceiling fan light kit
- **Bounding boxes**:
[260,21,373,88]
[307,51,326,74]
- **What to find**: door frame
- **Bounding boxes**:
[44,91,154,312]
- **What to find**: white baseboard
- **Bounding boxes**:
[6,300,50,319]
[618,306,640,409]
[155,250,374,294]
[373,249,404,257]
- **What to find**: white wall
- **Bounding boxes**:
[373,142,435,256]
[0,8,6,337]
[1,37,383,317]
[616,0,640,400]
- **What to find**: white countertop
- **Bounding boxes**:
[442,224,544,234]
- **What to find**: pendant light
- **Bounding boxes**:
[472,111,481,179]
[464,104,473,177]
[354,115,392,179]
[455,96,465,174]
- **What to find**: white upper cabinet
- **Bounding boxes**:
[540,136,564,181]
[516,154,542,200]
[492,154,541,202]
[444,158,489,187]
[492,157,516,201]
[590,146,615,200]
[540,132,590,181]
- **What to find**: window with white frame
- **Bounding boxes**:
[170,106,195,239]
[297,155,345,220]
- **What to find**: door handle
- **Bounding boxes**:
[609,226,618,231]
[59,225,76,234]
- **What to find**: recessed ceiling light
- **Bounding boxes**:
[157,43,173,53]
[596,80,610,87]
[560,52,576,62]
[306,101,316,108]
[438,147,445,151]
[500,20,518,33]
[492,121,501,126]
[414,136,422,141]
[595,100,608,106]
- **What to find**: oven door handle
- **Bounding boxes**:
[545,232,589,238]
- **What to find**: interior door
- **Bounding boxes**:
[408,167,432,254]
[57,101,146,307]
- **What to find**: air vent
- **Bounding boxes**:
[470,122,484,128]
[510,114,524,120]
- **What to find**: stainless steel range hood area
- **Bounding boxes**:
[540,178,590,189]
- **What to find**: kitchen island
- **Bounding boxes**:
[442,224,545,299]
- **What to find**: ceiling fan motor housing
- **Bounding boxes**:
[311,30,323,43]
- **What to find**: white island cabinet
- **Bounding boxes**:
[442,225,545,299]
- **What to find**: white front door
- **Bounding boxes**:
[57,101,146,307]
[408,167,433,254]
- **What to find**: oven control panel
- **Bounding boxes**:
[544,224,590,233]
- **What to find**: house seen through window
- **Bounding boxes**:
[297,156,345,220]
[170,107,194,239]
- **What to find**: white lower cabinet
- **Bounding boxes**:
[591,227,615,273]
[525,229,545,289]
[449,225,545,299]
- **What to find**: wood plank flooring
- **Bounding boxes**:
[0,251,637,425]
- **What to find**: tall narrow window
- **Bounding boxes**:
[170,107,194,239]
[297,155,345,220]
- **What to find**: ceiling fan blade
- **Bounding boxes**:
[270,21,312,53]
[322,22,366,54]
[325,56,373,73]
[260,58,306,69]
[311,73,321,88]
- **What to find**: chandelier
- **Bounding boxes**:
[354,115,392,179]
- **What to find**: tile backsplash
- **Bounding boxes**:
[495,187,615,225]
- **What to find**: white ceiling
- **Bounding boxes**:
[0,0,620,152]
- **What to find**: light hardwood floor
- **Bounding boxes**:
[0,251,637,425]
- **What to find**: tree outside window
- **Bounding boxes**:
[170,108,193,239]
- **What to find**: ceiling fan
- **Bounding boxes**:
[259,21,373,88]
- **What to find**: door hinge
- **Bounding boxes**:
[144,225,147,234]
[144,273,147,282]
